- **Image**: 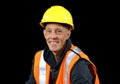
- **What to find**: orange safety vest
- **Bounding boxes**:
[33,44,100,84]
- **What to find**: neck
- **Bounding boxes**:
[53,50,62,62]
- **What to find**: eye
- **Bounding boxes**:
[56,29,62,34]
[45,29,51,33]
[57,30,62,32]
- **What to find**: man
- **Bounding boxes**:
[25,5,100,84]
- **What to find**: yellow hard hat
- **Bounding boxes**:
[40,5,74,30]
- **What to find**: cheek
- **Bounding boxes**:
[63,33,69,40]
[45,36,49,41]
[43,33,48,40]
[60,35,68,43]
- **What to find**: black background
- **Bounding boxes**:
[3,0,118,84]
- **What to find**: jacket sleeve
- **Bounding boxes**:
[71,58,95,84]
[25,60,36,84]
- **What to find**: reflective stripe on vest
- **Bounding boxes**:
[64,47,81,84]
[39,50,46,84]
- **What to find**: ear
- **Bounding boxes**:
[43,29,46,38]
[66,30,71,40]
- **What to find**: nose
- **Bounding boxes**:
[50,31,58,39]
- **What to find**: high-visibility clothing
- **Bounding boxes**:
[33,44,100,84]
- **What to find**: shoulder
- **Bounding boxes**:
[76,58,91,65]
[34,50,43,56]
[71,58,94,76]
[34,50,43,61]
[35,50,43,54]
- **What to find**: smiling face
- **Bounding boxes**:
[43,23,71,53]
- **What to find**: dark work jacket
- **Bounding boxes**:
[25,39,95,84]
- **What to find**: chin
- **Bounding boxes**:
[50,49,57,52]
[49,48,59,52]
